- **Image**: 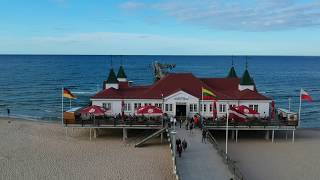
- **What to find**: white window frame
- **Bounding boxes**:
[102,103,111,110]
[219,104,226,113]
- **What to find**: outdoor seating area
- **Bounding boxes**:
[63,105,164,127]
[203,116,298,128]
[66,114,163,127]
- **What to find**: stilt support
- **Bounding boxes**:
[89,128,92,141]
[272,130,275,143]
[65,127,68,138]
[161,132,163,143]
[292,130,295,143]
[235,130,238,143]
[123,128,128,141]
[231,130,235,141]
[94,128,97,138]
[265,130,270,140]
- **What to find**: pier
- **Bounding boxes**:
[174,127,233,180]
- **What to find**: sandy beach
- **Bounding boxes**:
[215,129,320,180]
[0,117,175,180]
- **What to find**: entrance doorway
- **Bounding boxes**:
[176,104,186,117]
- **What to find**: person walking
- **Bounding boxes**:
[7,108,10,117]
[170,116,174,127]
[185,120,189,130]
[177,144,183,157]
[202,129,207,143]
[189,122,193,134]
[182,139,187,151]
[176,138,181,150]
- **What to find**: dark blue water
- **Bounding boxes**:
[0,55,319,127]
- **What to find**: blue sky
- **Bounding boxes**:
[0,0,320,55]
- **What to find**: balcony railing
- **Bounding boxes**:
[64,115,163,127]
[203,117,298,128]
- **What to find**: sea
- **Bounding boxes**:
[0,55,319,128]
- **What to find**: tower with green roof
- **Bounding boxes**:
[239,60,255,91]
[103,68,119,89]
[117,65,128,82]
[226,59,238,78]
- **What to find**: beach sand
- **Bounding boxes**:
[215,129,320,180]
[0,118,175,180]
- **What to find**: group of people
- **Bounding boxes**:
[185,117,195,133]
[176,138,187,157]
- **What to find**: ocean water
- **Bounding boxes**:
[0,55,319,127]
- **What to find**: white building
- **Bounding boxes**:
[91,65,272,118]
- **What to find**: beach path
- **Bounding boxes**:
[175,126,233,180]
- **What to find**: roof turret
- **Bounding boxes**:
[117,65,127,79]
[106,68,118,84]
[240,61,254,85]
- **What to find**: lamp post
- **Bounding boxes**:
[225,103,229,160]
[171,129,177,174]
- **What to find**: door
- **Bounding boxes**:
[176,104,186,117]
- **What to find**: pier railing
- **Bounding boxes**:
[64,116,163,127]
[204,117,298,128]
[207,130,246,180]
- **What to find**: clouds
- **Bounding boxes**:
[1,31,318,55]
[120,0,320,31]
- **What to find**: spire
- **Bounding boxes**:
[106,68,118,84]
[227,56,238,78]
[117,65,127,79]
[240,60,254,85]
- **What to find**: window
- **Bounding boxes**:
[155,103,162,108]
[134,103,141,110]
[203,104,207,112]
[210,104,213,112]
[249,104,258,112]
[190,104,198,112]
[144,103,148,106]
[124,103,131,111]
[219,104,226,113]
[102,103,111,110]
[165,104,173,112]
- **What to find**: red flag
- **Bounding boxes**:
[212,101,217,120]
[301,89,313,102]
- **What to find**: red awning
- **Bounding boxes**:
[137,105,163,116]
[80,105,106,116]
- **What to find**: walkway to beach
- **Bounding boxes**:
[175,125,233,180]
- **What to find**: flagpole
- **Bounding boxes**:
[62,86,64,126]
[298,89,302,127]
[225,103,229,159]
[69,99,72,110]
[201,87,204,126]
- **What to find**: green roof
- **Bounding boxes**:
[117,65,127,78]
[227,66,238,78]
[106,68,118,83]
[240,69,254,85]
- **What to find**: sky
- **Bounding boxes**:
[0,0,320,55]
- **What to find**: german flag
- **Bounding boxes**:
[202,87,217,100]
[63,88,76,99]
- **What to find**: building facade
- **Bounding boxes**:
[91,65,272,118]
